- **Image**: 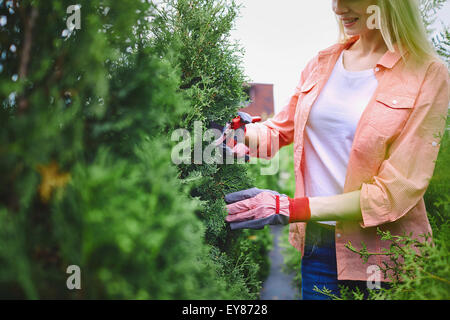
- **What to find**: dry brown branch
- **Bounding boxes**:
[18,5,39,112]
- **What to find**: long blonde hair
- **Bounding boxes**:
[337,0,439,65]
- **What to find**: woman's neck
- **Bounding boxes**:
[350,31,388,56]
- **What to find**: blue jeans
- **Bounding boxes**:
[301,222,371,300]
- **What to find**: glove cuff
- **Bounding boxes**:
[288,197,311,223]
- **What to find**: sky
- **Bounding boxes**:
[230,0,450,113]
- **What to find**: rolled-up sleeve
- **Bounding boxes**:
[245,57,316,159]
[360,61,450,228]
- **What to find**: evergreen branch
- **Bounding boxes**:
[422,270,450,285]
[312,286,343,300]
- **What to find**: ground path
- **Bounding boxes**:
[260,225,299,300]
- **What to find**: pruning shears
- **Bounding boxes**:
[210,112,262,163]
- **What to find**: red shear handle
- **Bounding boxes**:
[230,115,262,130]
[231,116,243,130]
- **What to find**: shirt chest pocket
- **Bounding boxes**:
[367,93,415,139]
[295,76,319,119]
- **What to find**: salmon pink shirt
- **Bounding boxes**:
[245,35,450,281]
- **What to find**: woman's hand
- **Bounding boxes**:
[215,112,261,162]
[224,188,311,230]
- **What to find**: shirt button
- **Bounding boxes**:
[336,233,342,238]
[392,100,398,105]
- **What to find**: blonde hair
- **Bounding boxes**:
[337,0,439,65]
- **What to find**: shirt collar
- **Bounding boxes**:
[318,35,404,70]
[377,44,404,69]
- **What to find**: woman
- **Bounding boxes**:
[223,0,449,299]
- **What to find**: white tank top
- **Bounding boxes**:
[303,50,379,226]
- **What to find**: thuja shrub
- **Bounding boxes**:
[150,0,272,298]
[0,0,265,299]
[424,116,450,232]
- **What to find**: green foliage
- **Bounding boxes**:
[420,0,447,32]
[420,0,450,66]
[149,0,272,298]
[53,140,234,299]
[0,0,271,299]
[340,221,450,300]
[432,28,450,67]
[424,115,450,232]
[314,218,450,300]
[151,0,247,128]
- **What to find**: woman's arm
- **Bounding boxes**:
[223,188,363,230]
[243,95,298,159]
[308,191,362,222]
[243,57,318,159]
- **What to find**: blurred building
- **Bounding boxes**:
[240,83,274,120]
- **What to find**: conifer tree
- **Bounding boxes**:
[150,0,272,296]
[0,0,270,299]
